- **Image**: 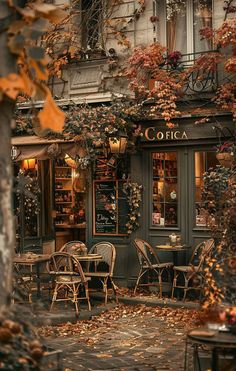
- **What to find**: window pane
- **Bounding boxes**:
[152,152,178,227]
[195,150,216,227]
[194,0,212,52]
[166,2,187,53]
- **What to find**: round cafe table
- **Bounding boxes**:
[184,327,236,371]
[156,245,189,266]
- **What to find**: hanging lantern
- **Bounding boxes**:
[22,159,36,170]
[108,133,128,154]
[64,154,76,168]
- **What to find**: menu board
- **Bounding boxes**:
[93,180,128,235]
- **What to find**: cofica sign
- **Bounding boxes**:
[144,127,188,141]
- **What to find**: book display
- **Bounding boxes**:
[152,152,178,227]
[54,158,86,249]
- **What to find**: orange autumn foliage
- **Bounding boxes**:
[38,87,65,132]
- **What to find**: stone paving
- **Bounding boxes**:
[43,304,197,371]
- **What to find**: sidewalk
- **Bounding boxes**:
[37,296,201,371]
[32,292,200,326]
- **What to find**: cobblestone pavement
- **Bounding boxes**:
[43,304,199,371]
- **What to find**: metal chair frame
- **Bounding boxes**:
[85,242,118,304]
[133,238,173,297]
[171,239,214,301]
[49,252,91,316]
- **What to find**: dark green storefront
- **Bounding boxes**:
[88,113,234,288]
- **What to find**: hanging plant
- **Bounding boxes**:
[15,170,40,237]
[123,180,143,234]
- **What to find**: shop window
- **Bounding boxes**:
[194,151,218,227]
[152,152,178,227]
[157,0,213,53]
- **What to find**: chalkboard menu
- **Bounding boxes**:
[93,180,129,235]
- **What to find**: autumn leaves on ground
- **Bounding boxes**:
[38,304,203,370]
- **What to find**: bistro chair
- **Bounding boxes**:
[48,252,91,316]
[133,238,173,297]
[12,263,33,303]
[171,238,214,301]
[60,241,87,255]
[85,242,118,305]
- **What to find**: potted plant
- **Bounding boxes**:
[216,141,235,167]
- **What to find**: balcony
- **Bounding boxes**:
[165,50,235,98]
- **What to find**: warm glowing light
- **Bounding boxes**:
[64,154,76,168]
[108,134,128,154]
[22,159,36,170]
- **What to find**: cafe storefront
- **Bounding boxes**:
[11,113,234,288]
[118,114,234,286]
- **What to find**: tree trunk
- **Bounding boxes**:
[0,1,17,311]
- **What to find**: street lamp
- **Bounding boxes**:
[108,133,128,154]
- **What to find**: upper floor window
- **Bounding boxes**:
[81,0,103,50]
[157,0,213,54]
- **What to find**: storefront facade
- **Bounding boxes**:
[86,113,234,287]
[12,113,234,288]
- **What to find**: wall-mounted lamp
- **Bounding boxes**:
[11,146,20,160]
[64,154,76,168]
[108,133,128,154]
[22,158,36,171]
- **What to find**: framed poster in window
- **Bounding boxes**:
[93,180,128,235]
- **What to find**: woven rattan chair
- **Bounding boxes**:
[133,238,173,297]
[171,238,214,301]
[85,242,118,304]
[12,263,33,303]
[49,252,91,315]
[60,241,87,255]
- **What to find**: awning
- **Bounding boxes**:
[11,136,78,161]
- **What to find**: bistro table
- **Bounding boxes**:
[13,253,50,299]
[185,327,236,371]
[72,253,103,272]
[156,245,188,266]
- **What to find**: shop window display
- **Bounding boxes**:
[194,151,218,227]
[152,152,178,227]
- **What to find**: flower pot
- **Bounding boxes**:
[216,152,234,168]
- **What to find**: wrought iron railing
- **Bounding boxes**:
[179,50,218,95]
[167,50,235,96]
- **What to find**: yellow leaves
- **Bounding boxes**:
[32,3,67,24]
[0,71,35,100]
[28,58,48,81]
[0,73,64,133]
[0,74,25,100]
[38,86,65,132]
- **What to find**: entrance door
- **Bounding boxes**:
[143,145,219,248]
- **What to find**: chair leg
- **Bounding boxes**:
[84,282,91,311]
[156,269,163,298]
[171,271,177,299]
[50,283,59,312]
[103,277,108,305]
[111,278,118,303]
[72,283,79,316]
[183,276,189,302]
[134,268,146,294]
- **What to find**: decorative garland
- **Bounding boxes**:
[123,179,143,234]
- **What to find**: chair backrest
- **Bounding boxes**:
[49,252,86,280]
[133,238,161,268]
[189,239,214,268]
[89,242,116,276]
[60,241,87,255]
